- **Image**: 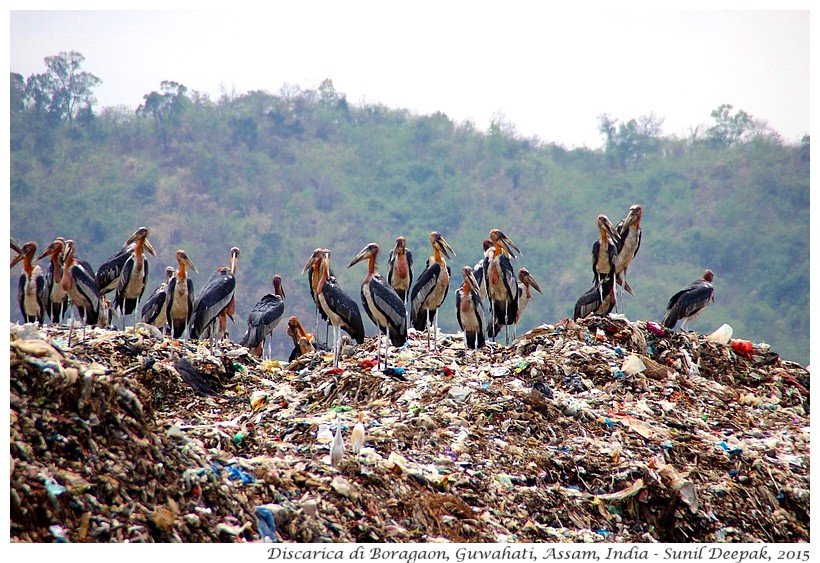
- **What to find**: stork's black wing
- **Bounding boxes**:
[410,262,450,331]
[662,280,714,328]
[322,280,365,344]
[96,244,133,295]
[363,274,407,346]
[141,283,168,325]
[189,270,235,340]
[240,294,285,348]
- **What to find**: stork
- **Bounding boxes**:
[574,275,616,321]
[113,227,157,330]
[410,232,456,351]
[240,274,286,359]
[512,267,543,339]
[455,265,485,366]
[302,248,365,368]
[96,229,144,296]
[61,240,100,347]
[662,269,715,332]
[35,238,69,323]
[614,204,642,309]
[141,266,175,331]
[10,241,47,324]
[166,249,198,339]
[472,239,492,301]
[305,247,333,347]
[484,228,521,344]
[189,247,239,352]
[387,236,414,329]
[286,316,315,362]
[348,242,407,370]
[591,214,619,308]
[97,296,115,329]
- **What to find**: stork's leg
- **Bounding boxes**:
[425,310,431,350]
[67,306,75,348]
[433,311,439,352]
[504,302,510,345]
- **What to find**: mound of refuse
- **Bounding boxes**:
[9,316,810,543]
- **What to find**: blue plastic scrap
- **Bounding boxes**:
[256,506,278,542]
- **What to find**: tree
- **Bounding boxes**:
[706,104,753,147]
[136,81,191,150]
[23,51,101,124]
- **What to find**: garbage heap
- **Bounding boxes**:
[9,316,810,543]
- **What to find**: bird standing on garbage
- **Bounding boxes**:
[330,414,345,468]
[614,204,642,311]
[591,214,619,306]
[512,267,542,338]
[455,265,485,365]
[113,227,157,330]
[141,266,175,330]
[387,236,414,328]
[166,249,198,339]
[662,269,715,332]
[484,228,521,344]
[574,275,616,320]
[350,412,365,454]
[286,316,315,361]
[61,239,100,346]
[35,237,69,323]
[303,249,365,368]
[348,242,407,370]
[10,241,46,324]
[240,274,286,359]
[189,247,239,349]
[304,247,333,347]
[410,232,456,351]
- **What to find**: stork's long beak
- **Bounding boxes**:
[465,268,481,293]
[185,255,198,274]
[347,245,374,268]
[144,239,157,257]
[302,250,322,274]
[499,233,521,258]
[35,241,59,262]
[10,252,24,269]
[522,270,543,294]
[438,236,456,260]
[599,215,618,242]
[10,238,22,254]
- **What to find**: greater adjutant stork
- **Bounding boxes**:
[455,265,485,365]
[484,228,521,344]
[189,247,239,351]
[410,231,456,351]
[240,274,286,359]
[614,204,642,307]
[61,239,101,346]
[302,248,365,368]
[166,249,198,339]
[387,236,414,327]
[591,214,619,307]
[304,247,333,347]
[662,269,715,332]
[113,227,157,330]
[512,267,542,338]
[348,242,407,370]
[141,266,175,331]
[286,316,315,362]
[35,237,69,323]
[10,241,46,324]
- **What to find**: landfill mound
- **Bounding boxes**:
[9,316,810,543]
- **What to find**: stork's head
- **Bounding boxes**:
[165,266,176,281]
[175,249,198,273]
[394,236,407,252]
[518,267,543,294]
[302,248,324,274]
[461,265,480,293]
[430,232,455,260]
[36,238,65,263]
[703,269,714,283]
[229,247,240,273]
[348,243,380,268]
[272,274,285,299]
[625,204,642,226]
[489,228,521,258]
[10,241,37,269]
[125,226,157,256]
[597,214,618,241]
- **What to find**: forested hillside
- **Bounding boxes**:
[9,52,810,364]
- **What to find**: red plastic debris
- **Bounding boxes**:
[730,339,754,358]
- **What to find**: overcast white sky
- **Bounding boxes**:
[7,5,812,148]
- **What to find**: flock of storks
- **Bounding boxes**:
[11,203,716,367]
